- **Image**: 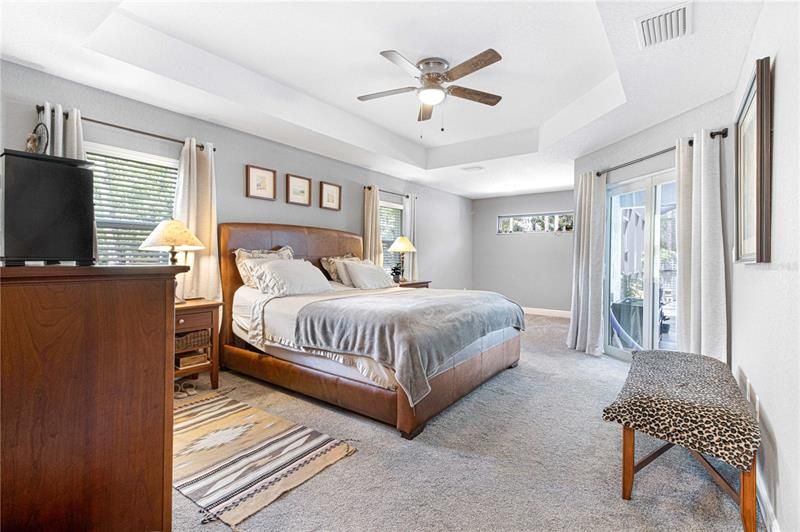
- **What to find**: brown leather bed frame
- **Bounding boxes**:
[218,222,520,438]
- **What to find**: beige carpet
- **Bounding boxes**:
[173,316,762,531]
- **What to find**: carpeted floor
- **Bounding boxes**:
[173,315,762,531]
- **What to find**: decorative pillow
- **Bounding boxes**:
[344,261,396,290]
[234,246,293,288]
[320,254,357,282]
[246,259,332,296]
[335,258,373,287]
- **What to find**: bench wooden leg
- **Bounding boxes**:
[740,454,757,532]
[622,426,635,500]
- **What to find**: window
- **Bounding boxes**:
[85,143,179,265]
[605,170,678,360]
[379,199,403,273]
[497,212,574,234]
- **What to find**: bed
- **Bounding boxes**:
[218,222,522,438]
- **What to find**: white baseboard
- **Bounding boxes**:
[522,307,570,318]
[757,465,780,532]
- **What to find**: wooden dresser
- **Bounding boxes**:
[1,266,187,532]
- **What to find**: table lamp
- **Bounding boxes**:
[387,235,416,282]
[140,219,204,265]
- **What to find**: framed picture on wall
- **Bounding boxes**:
[319,181,342,211]
[735,56,772,263]
[245,165,277,200]
[286,174,312,206]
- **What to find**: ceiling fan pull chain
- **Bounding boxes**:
[441,103,445,133]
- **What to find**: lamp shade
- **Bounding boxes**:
[387,235,416,253]
[140,219,204,251]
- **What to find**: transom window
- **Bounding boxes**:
[85,142,179,265]
[497,212,574,234]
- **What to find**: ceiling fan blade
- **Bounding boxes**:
[443,48,502,82]
[447,86,502,106]
[417,104,433,122]
[357,86,417,101]
[380,50,421,78]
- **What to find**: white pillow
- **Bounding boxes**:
[335,258,373,287]
[344,261,396,290]
[234,246,293,288]
[247,259,333,296]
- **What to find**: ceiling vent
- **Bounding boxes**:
[461,166,485,172]
[635,2,693,49]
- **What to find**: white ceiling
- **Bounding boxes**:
[0,1,763,199]
[117,2,617,148]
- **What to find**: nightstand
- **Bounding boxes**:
[399,280,431,289]
[175,299,222,389]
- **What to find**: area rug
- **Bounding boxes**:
[173,392,356,527]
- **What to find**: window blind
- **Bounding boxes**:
[86,148,178,265]
[379,204,403,273]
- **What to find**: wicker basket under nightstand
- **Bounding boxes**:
[175,299,222,388]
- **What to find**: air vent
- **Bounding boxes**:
[461,166,485,172]
[635,2,693,49]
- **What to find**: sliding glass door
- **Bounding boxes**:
[604,170,677,359]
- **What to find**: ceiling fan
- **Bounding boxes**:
[357,49,503,122]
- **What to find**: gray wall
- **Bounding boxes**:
[0,61,473,289]
[472,190,574,311]
[727,4,799,530]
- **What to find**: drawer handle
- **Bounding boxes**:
[178,318,185,325]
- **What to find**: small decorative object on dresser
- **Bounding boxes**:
[245,164,277,200]
[26,122,49,154]
[286,174,312,206]
[735,56,772,263]
[175,299,222,389]
[399,280,430,289]
[320,181,342,210]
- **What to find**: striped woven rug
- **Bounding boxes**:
[173,392,355,527]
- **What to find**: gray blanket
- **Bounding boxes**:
[295,289,525,406]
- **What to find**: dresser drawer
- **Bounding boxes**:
[176,310,213,332]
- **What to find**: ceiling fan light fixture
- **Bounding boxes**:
[417,86,446,106]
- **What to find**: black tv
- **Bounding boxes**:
[1,149,95,265]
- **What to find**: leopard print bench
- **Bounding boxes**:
[603,350,761,532]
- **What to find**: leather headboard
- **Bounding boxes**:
[217,222,363,346]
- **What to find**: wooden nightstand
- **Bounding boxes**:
[399,280,431,289]
[175,299,222,389]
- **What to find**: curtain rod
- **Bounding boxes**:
[596,127,728,177]
[364,185,409,198]
[35,105,215,152]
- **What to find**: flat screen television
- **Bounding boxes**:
[1,149,95,265]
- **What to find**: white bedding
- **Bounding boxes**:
[232,283,518,393]
[232,283,401,389]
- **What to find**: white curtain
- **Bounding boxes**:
[174,138,221,301]
[52,103,63,156]
[38,102,84,159]
[676,132,727,362]
[402,194,418,281]
[64,108,85,159]
[567,171,606,355]
[363,185,383,266]
[40,102,52,155]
